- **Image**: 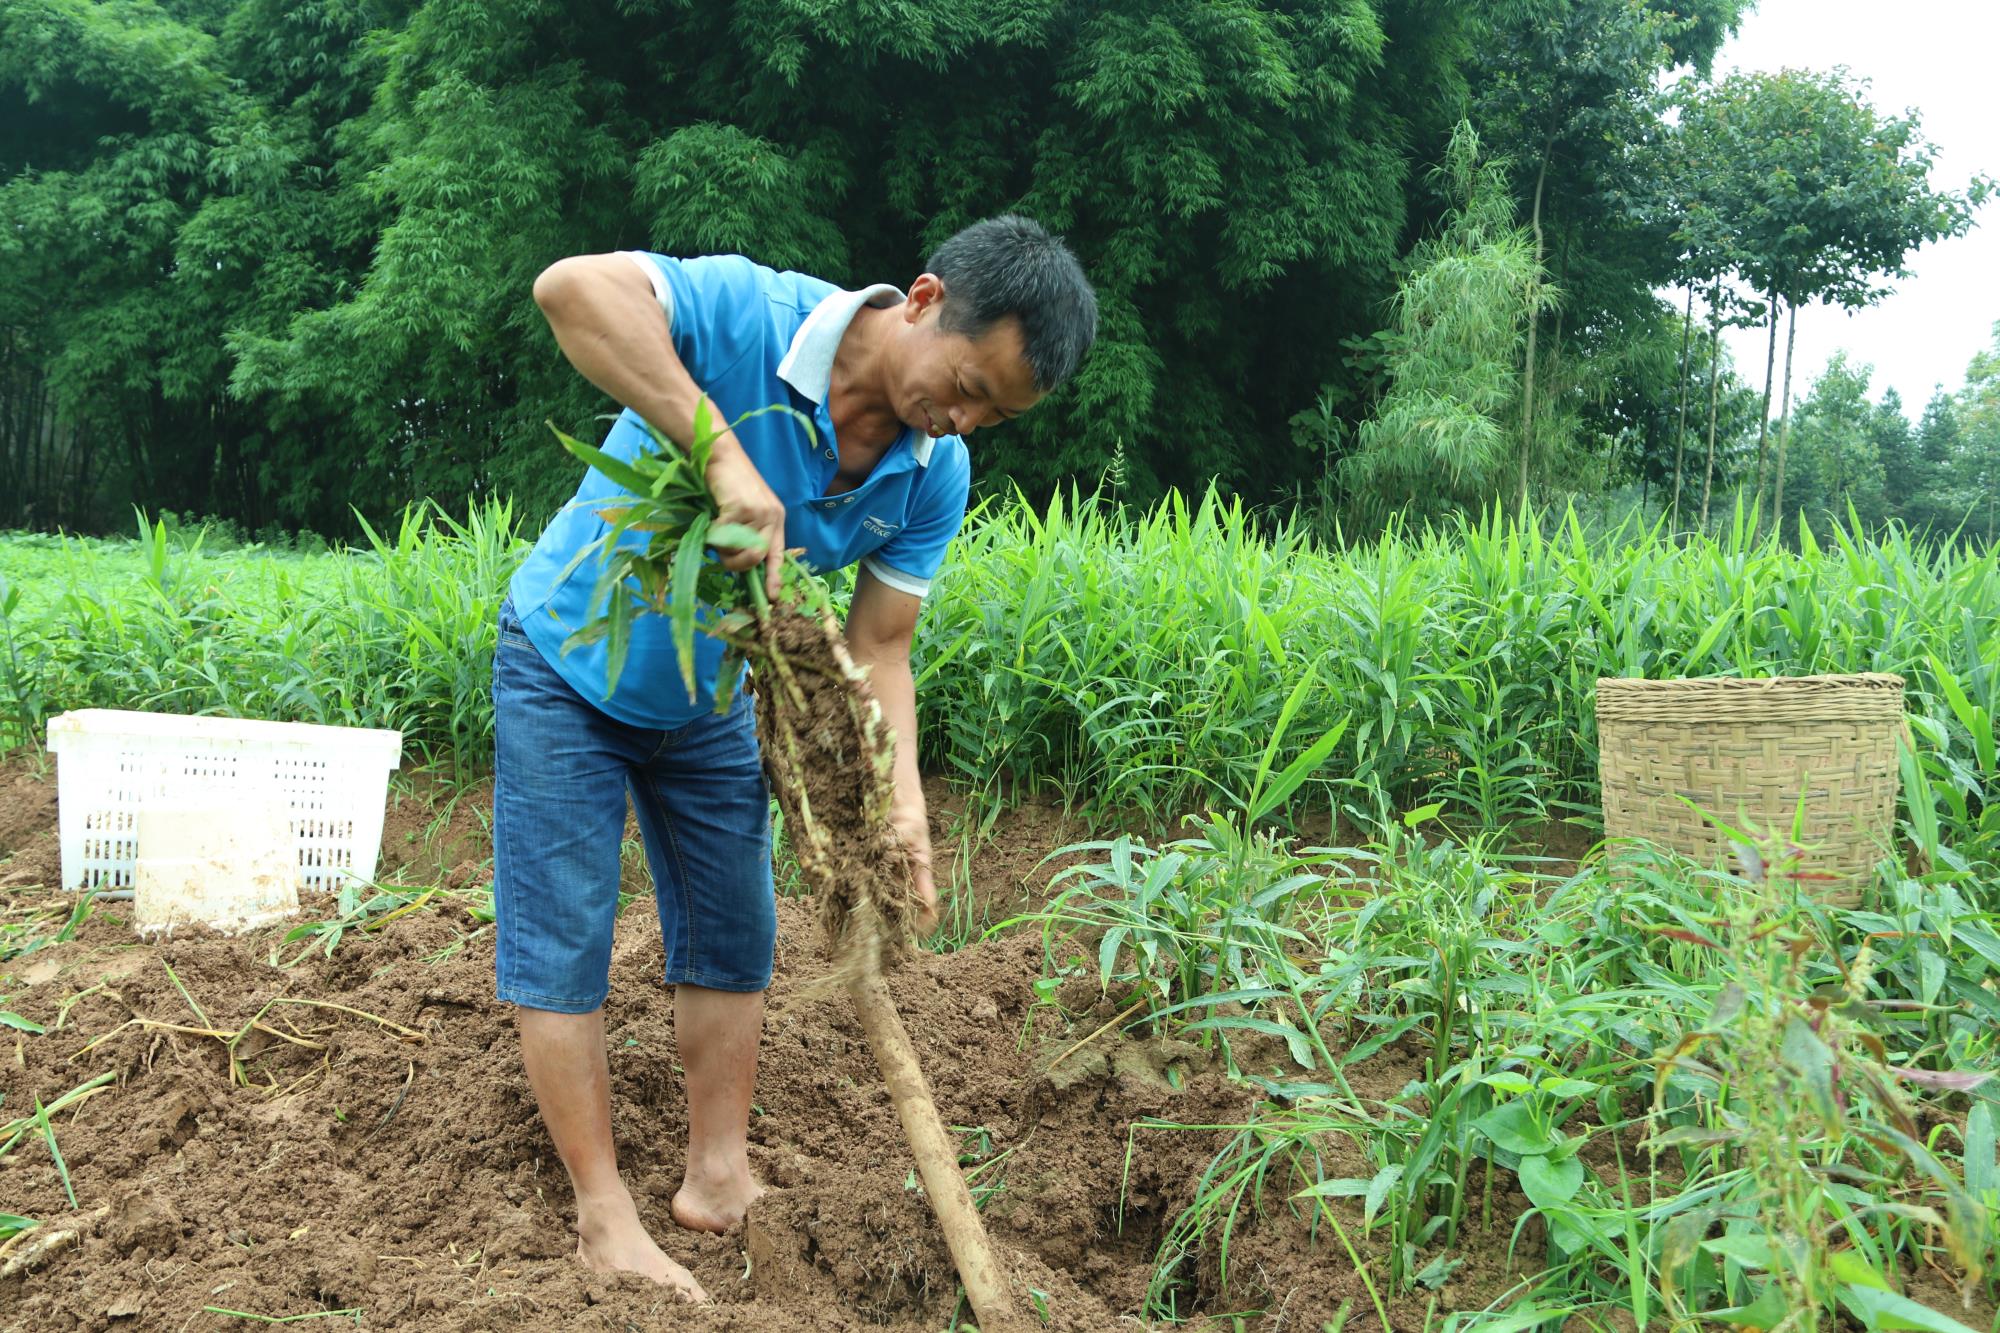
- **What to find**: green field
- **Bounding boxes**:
[7,496,1998,838]
[3,499,1998,1329]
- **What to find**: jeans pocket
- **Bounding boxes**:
[496,597,536,652]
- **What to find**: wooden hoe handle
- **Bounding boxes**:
[848,973,1024,1332]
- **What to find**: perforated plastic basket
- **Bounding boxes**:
[46,709,403,894]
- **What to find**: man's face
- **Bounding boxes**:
[890,274,1045,439]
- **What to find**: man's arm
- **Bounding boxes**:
[843,566,939,936]
[532,253,786,596]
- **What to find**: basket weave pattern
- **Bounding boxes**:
[1596,673,1905,899]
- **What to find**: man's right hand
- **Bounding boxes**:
[530,257,789,599]
[705,433,787,599]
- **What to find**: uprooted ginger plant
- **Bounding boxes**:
[547,408,922,985]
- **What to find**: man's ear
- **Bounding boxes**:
[905,272,946,323]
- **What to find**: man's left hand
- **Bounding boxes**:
[893,811,940,938]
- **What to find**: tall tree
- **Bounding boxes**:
[5,0,1496,532]
[1472,0,1747,511]
[1871,388,1920,525]
[1780,353,1889,538]
[1904,389,1969,538]
[1956,322,2000,547]
[1673,69,1990,532]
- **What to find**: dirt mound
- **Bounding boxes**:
[0,872,1277,1331]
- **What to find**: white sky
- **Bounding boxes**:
[1706,0,1998,417]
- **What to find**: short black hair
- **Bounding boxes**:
[926,215,1097,392]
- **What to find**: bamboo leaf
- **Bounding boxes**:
[553,425,656,499]
[669,515,712,704]
[1362,1164,1403,1227]
[1965,1101,1996,1199]
[34,1099,76,1210]
[707,522,768,553]
[604,590,632,698]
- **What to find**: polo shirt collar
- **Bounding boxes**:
[775,282,937,467]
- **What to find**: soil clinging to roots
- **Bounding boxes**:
[750,603,921,989]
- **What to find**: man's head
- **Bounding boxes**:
[891,215,1097,439]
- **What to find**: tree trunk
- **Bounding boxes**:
[1700,282,1723,530]
[1640,412,1656,510]
[1753,284,1779,528]
[1672,284,1694,526]
[1771,301,1799,544]
[1518,155,1549,516]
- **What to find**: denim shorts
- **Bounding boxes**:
[491,597,776,1012]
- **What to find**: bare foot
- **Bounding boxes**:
[671,1163,764,1234]
[575,1189,708,1302]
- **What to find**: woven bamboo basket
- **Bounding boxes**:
[1595,673,1906,904]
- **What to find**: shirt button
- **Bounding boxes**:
[824,448,835,460]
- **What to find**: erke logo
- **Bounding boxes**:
[862,515,899,539]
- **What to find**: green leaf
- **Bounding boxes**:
[1473,1101,1554,1156]
[1180,1015,1321,1065]
[1699,1232,1775,1270]
[1517,1152,1585,1208]
[1685,606,1739,666]
[34,1098,76,1210]
[1250,716,1348,825]
[554,426,657,499]
[1411,1251,1462,1290]
[1705,981,1747,1030]
[0,1214,35,1241]
[1928,654,1996,776]
[1362,1164,1403,1227]
[1899,736,1941,861]
[1293,1178,1371,1202]
[668,515,712,704]
[1828,1249,1892,1292]
[1401,801,1444,828]
[1441,1306,1571,1333]
[1708,1279,1788,1327]
[1660,1203,1722,1289]
[0,1012,44,1035]
[1964,1101,1995,1199]
[1917,949,1946,1007]
[706,522,767,553]
[1781,1013,1838,1118]
[1538,1077,1599,1099]
[604,588,632,698]
[1098,927,1127,988]
[1647,1124,1740,1150]
[1839,1285,1985,1333]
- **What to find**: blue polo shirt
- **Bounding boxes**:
[508,251,974,728]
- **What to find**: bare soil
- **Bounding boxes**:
[0,755,1672,1331]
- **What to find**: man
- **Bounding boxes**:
[494,216,1096,1301]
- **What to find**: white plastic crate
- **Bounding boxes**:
[46,709,403,894]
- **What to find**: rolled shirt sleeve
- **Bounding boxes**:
[860,441,972,598]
